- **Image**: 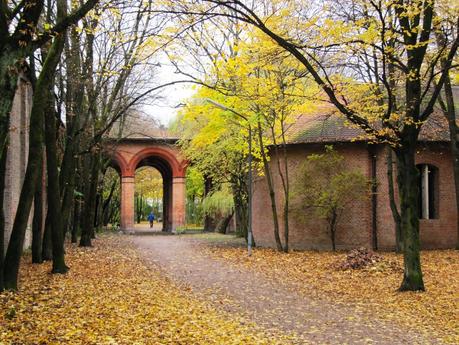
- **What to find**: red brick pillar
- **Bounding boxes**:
[120,176,135,231]
[172,176,186,231]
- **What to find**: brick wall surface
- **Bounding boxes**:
[375,142,457,250]
[252,142,458,251]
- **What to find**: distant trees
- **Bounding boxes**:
[293,147,370,251]
[134,167,163,224]
[177,90,251,239]
[99,169,121,228]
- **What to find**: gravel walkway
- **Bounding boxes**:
[131,234,442,345]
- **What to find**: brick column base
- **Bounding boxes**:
[172,177,186,231]
[120,176,135,232]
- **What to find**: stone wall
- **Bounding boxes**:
[3,76,34,251]
[252,142,458,251]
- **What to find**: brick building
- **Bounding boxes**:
[252,111,458,251]
[3,75,34,251]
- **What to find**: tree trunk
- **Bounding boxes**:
[136,194,142,224]
[216,213,233,234]
[443,84,459,250]
[71,157,82,243]
[281,132,290,253]
[42,214,53,261]
[60,147,77,237]
[90,161,100,240]
[232,184,248,239]
[79,154,91,246]
[32,155,44,264]
[102,179,116,226]
[329,209,337,252]
[395,143,425,291]
[80,153,99,247]
[3,110,43,285]
[203,177,215,232]
[0,143,8,290]
[60,23,84,238]
[435,32,459,250]
[62,193,74,239]
[3,36,63,288]
[94,192,101,228]
[386,146,403,252]
[72,197,80,243]
[0,52,19,164]
[257,121,283,251]
[42,25,68,273]
[44,84,68,274]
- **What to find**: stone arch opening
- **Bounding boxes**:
[134,156,174,231]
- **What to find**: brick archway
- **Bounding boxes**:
[128,147,186,178]
[105,138,187,232]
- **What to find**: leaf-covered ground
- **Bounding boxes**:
[0,235,295,345]
[132,234,449,344]
[200,239,459,344]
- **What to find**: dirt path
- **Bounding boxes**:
[131,234,442,345]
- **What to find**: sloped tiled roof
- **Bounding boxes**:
[287,104,451,144]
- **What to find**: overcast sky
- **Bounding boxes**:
[142,58,196,127]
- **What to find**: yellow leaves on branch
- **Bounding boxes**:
[135,167,163,200]
[0,236,293,345]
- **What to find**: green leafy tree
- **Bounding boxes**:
[185,167,205,225]
[178,90,251,239]
[293,147,370,251]
[202,185,235,233]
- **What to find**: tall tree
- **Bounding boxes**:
[177,87,252,240]
[43,0,69,274]
[3,0,72,289]
[0,1,99,252]
[184,0,459,291]
[73,0,165,245]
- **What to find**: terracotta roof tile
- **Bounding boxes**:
[287,105,451,144]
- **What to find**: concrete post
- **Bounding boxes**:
[172,176,186,231]
[120,176,135,232]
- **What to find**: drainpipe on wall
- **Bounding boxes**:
[369,146,378,251]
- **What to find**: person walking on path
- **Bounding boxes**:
[147,212,155,228]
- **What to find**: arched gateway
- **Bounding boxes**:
[105,138,187,232]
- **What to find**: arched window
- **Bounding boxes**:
[416,164,439,219]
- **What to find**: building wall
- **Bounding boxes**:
[3,76,34,251]
[252,142,458,251]
[375,142,457,250]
